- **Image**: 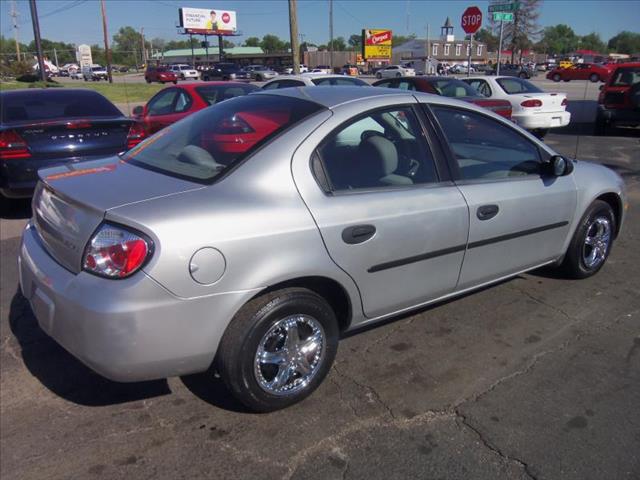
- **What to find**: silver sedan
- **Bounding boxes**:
[19,87,626,411]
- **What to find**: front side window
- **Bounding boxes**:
[174,91,192,113]
[496,77,543,94]
[147,89,178,116]
[316,107,438,191]
[195,84,258,105]
[432,106,541,181]
[610,66,640,86]
[124,95,323,182]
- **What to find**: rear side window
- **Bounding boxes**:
[496,78,542,94]
[195,84,258,105]
[124,95,323,182]
[312,77,368,86]
[1,90,120,123]
[429,79,478,98]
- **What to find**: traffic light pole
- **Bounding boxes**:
[29,0,46,81]
[496,19,504,75]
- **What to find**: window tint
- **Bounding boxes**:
[262,81,280,90]
[312,77,368,86]
[317,107,438,191]
[174,91,192,113]
[398,80,416,90]
[196,84,258,104]
[124,95,323,182]
[147,89,178,116]
[611,66,640,86]
[1,90,120,123]
[465,79,492,97]
[277,80,306,88]
[432,106,541,180]
[496,77,542,94]
[428,79,478,98]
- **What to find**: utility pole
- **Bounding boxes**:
[288,0,300,74]
[10,0,21,60]
[496,19,504,75]
[140,27,147,66]
[100,0,113,83]
[53,48,59,68]
[29,0,46,81]
[328,0,333,71]
[189,33,195,67]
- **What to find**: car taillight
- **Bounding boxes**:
[0,130,31,159]
[521,99,542,108]
[215,115,255,134]
[83,223,152,278]
[561,98,568,107]
[127,122,147,149]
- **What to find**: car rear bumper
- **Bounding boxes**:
[513,111,571,130]
[19,224,261,382]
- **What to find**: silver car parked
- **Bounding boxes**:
[19,87,626,411]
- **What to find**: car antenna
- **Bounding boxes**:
[573,75,590,160]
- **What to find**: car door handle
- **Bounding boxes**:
[342,225,376,244]
[477,205,499,221]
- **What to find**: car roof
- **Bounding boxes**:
[173,81,256,92]
[254,85,417,108]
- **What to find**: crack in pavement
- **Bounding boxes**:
[508,283,577,321]
[454,407,538,480]
[332,363,396,420]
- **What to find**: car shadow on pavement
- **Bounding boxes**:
[0,198,32,220]
[8,288,171,406]
[180,373,252,414]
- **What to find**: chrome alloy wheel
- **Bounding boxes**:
[582,216,611,269]
[254,315,326,396]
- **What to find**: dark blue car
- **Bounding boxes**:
[0,89,142,198]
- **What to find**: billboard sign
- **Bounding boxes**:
[179,7,237,35]
[76,44,92,68]
[362,29,392,60]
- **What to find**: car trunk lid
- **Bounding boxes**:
[518,92,567,113]
[32,157,205,273]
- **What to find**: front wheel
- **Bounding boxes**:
[553,73,561,82]
[560,200,616,279]
[519,72,527,78]
[589,73,600,83]
[173,80,177,85]
[376,72,382,79]
[217,288,339,412]
[396,72,402,78]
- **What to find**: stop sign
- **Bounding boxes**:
[461,6,482,34]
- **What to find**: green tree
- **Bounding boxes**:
[474,28,498,51]
[578,32,606,53]
[112,26,143,66]
[608,31,640,54]
[491,0,542,62]
[536,24,578,55]
[260,34,287,53]
[348,34,361,51]
[327,37,346,51]
[392,34,416,47]
[243,37,261,47]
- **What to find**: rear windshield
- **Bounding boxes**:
[195,84,258,105]
[428,79,478,98]
[1,90,121,124]
[610,67,640,86]
[122,94,323,182]
[496,77,542,94]
[311,77,368,86]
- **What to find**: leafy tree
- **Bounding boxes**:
[327,37,346,51]
[578,32,606,53]
[536,24,578,55]
[243,37,261,47]
[392,34,416,47]
[474,28,498,51]
[607,31,640,54]
[491,0,541,62]
[112,26,143,66]
[90,44,106,65]
[348,34,361,51]
[260,34,287,53]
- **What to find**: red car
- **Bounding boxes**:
[546,62,610,83]
[596,62,640,134]
[373,76,512,119]
[132,82,259,135]
[144,66,178,84]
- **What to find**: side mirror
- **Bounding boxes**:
[132,105,144,116]
[548,155,574,176]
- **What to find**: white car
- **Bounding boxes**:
[375,65,416,79]
[450,64,475,74]
[463,76,571,137]
[169,64,199,80]
[261,74,369,90]
[284,65,309,74]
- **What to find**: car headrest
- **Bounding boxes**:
[358,135,398,177]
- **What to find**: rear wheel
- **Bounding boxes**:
[560,200,616,278]
[217,288,339,412]
[172,80,177,85]
[396,72,402,78]
[519,72,527,78]
[376,72,382,79]
[256,74,263,82]
[553,73,561,82]
[145,78,151,83]
[589,73,600,83]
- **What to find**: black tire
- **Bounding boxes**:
[563,78,570,82]
[396,72,402,78]
[256,74,263,82]
[532,128,548,139]
[589,73,600,83]
[172,80,177,85]
[145,78,151,83]
[560,200,616,279]
[519,72,527,78]
[553,73,561,82]
[376,72,382,79]
[217,288,339,412]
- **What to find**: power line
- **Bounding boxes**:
[40,0,88,19]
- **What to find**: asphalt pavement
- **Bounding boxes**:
[0,89,639,480]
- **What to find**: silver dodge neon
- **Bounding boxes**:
[19,87,626,411]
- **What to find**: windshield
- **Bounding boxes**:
[311,77,368,86]
[610,67,640,86]
[428,79,478,98]
[195,84,259,105]
[496,77,543,94]
[122,94,323,182]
